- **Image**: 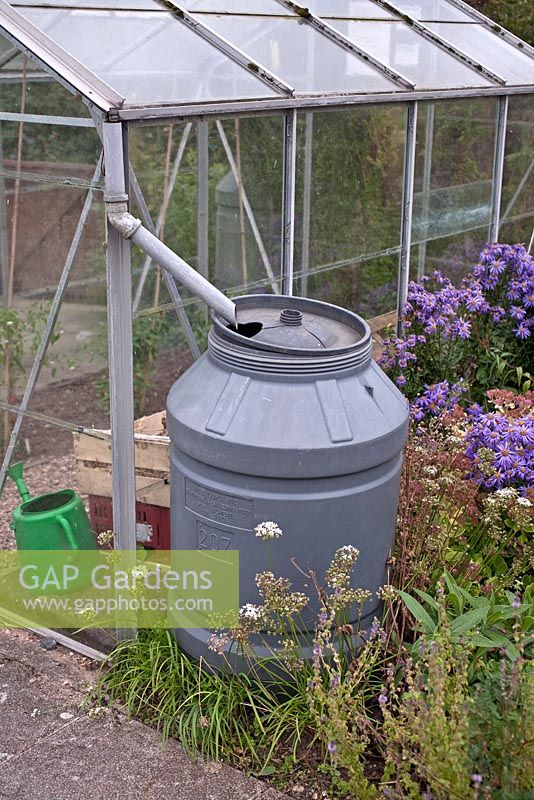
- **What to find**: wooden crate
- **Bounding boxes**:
[73,410,170,508]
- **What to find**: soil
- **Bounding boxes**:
[0,347,193,548]
[10,347,193,462]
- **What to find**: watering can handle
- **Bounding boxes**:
[57,516,78,550]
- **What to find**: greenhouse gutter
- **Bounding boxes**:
[111,85,534,124]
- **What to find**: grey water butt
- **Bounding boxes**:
[166,294,409,668]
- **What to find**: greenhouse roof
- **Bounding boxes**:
[0,0,533,120]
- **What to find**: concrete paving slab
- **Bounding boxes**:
[0,630,286,800]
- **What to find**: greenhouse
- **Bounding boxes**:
[0,0,532,554]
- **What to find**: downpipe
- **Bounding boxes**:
[106,205,237,326]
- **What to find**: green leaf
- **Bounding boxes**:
[470,633,503,649]
[450,606,489,635]
[413,588,439,610]
[397,590,436,633]
[443,571,465,613]
[456,587,487,609]
[256,766,276,777]
[492,555,508,576]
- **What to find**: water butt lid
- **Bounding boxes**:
[210,295,372,374]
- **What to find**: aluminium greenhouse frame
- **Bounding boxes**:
[0,0,533,577]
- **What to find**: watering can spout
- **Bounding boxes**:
[7,462,31,503]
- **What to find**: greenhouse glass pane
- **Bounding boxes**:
[427,23,534,86]
[17,8,279,104]
[412,98,497,254]
[387,0,472,22]
[327,20,493,88]
[208,116,284,295]
[190,15,398,93]
[129,122,199,276]
[13,1,162,9]
[412,233,486,284]
[294,106,405,295]
[501,95,534,236]
[304,0,395,19]
[183,0,290,11]
[296,254,399,320]
[0,31,91,116]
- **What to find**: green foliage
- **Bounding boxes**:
[0,302,61,443]
[382,598,473,800]
[99,529,534,798]
[469,655,534,798]
[99,628,314,767]
[400,574,533,667]
[0,303,55,377]
[95,312,171,418]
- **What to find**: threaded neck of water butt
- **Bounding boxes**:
[208,295,373,376]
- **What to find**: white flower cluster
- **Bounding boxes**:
[325,545,360,589]
[97,529,114,546]
[483,487,533,533]
[240,603,263,621]
[337,545,359,559]
[254,521,283,541]
[376,584,396,602]
[494,487,520,501]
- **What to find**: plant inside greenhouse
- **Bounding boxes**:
[0,1,532,798]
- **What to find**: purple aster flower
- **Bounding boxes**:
[506,281,522,301]
[510,305,526,320]
[514,321,531,339]
[495,441,516,471]
[514,422,534,446]
[378,693,388,706]
[467,403,483,417]
[489,258,506,277]
[491,306,506,322]
[479,247,493,265]
[327,741,337,753]
[454,316,471,339]
[465,291,485,312]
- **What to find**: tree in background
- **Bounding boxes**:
[467,0,533,45]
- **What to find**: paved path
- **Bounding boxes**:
[0,630,284,800]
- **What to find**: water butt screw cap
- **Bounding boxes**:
[209,295,373,375]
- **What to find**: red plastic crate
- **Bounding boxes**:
[88,495,171,550]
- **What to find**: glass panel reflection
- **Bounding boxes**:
[304,0,395,19]
[388,0,472,22]
[326,19,493,89]
[18,7,279,104]
[427,23,534,85]
[191,15,399,93]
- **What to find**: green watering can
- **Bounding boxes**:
[8,462,97,551]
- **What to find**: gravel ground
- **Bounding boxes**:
[0,454,81,550]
